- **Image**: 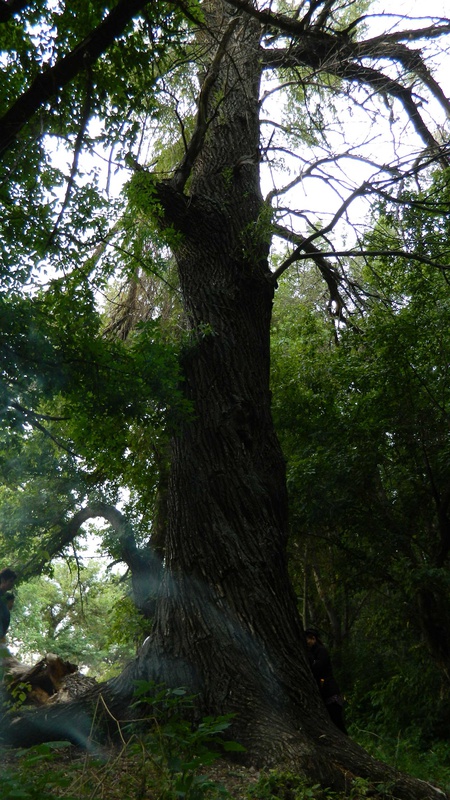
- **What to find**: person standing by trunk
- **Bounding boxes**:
[0,594,15,644]
[0,568,17,642]
[305,627,347,735]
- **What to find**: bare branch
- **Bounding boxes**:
[311,0,336,32]
[46,69,93,247]
[360,22,450,46]
[275,247,450,271]
[262,47,448,164]
[226,0,450,43]
[10,401,69,423]
[356,36,450,116]
[225,1,449,164]
[271,222,362,324]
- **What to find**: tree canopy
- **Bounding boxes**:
[8,558,143,676]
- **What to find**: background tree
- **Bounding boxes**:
[8,559,142,678]
[270,167,450,755]
[1,1,450,796]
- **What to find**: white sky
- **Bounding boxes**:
[263,1,450,245]
[44,1,449,250]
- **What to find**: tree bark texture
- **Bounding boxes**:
[121,0,319,744]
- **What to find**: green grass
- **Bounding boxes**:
[2,736,449,800]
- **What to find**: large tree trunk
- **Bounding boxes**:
[108,6,446,798]
[120,4,314,747]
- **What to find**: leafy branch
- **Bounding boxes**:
[0,0,155,156]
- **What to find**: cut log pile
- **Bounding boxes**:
[2,653,98,705]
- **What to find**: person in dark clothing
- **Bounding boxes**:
[0,594,15,643]
[0,568,17,641]
[305,627,347,734]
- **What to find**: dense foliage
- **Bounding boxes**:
[271,168,450,754]
[8,559,144,677]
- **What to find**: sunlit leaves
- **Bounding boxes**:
[9,560,141,675]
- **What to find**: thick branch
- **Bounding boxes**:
[0,0,153,157]
[20,502,162,614]
[225,1,449,162]
[21,502,141,579]
[262,45,447,163]
[359,23,450,47]
[355,37,450,116]
[227,0,450,43]
[222,0,315,37]
[10,401,68,423]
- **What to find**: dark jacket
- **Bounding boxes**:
[0,595,11,639]
[307,641,341,701]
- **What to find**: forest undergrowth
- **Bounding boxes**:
[2,734,449,800]
[1,680,450,800]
